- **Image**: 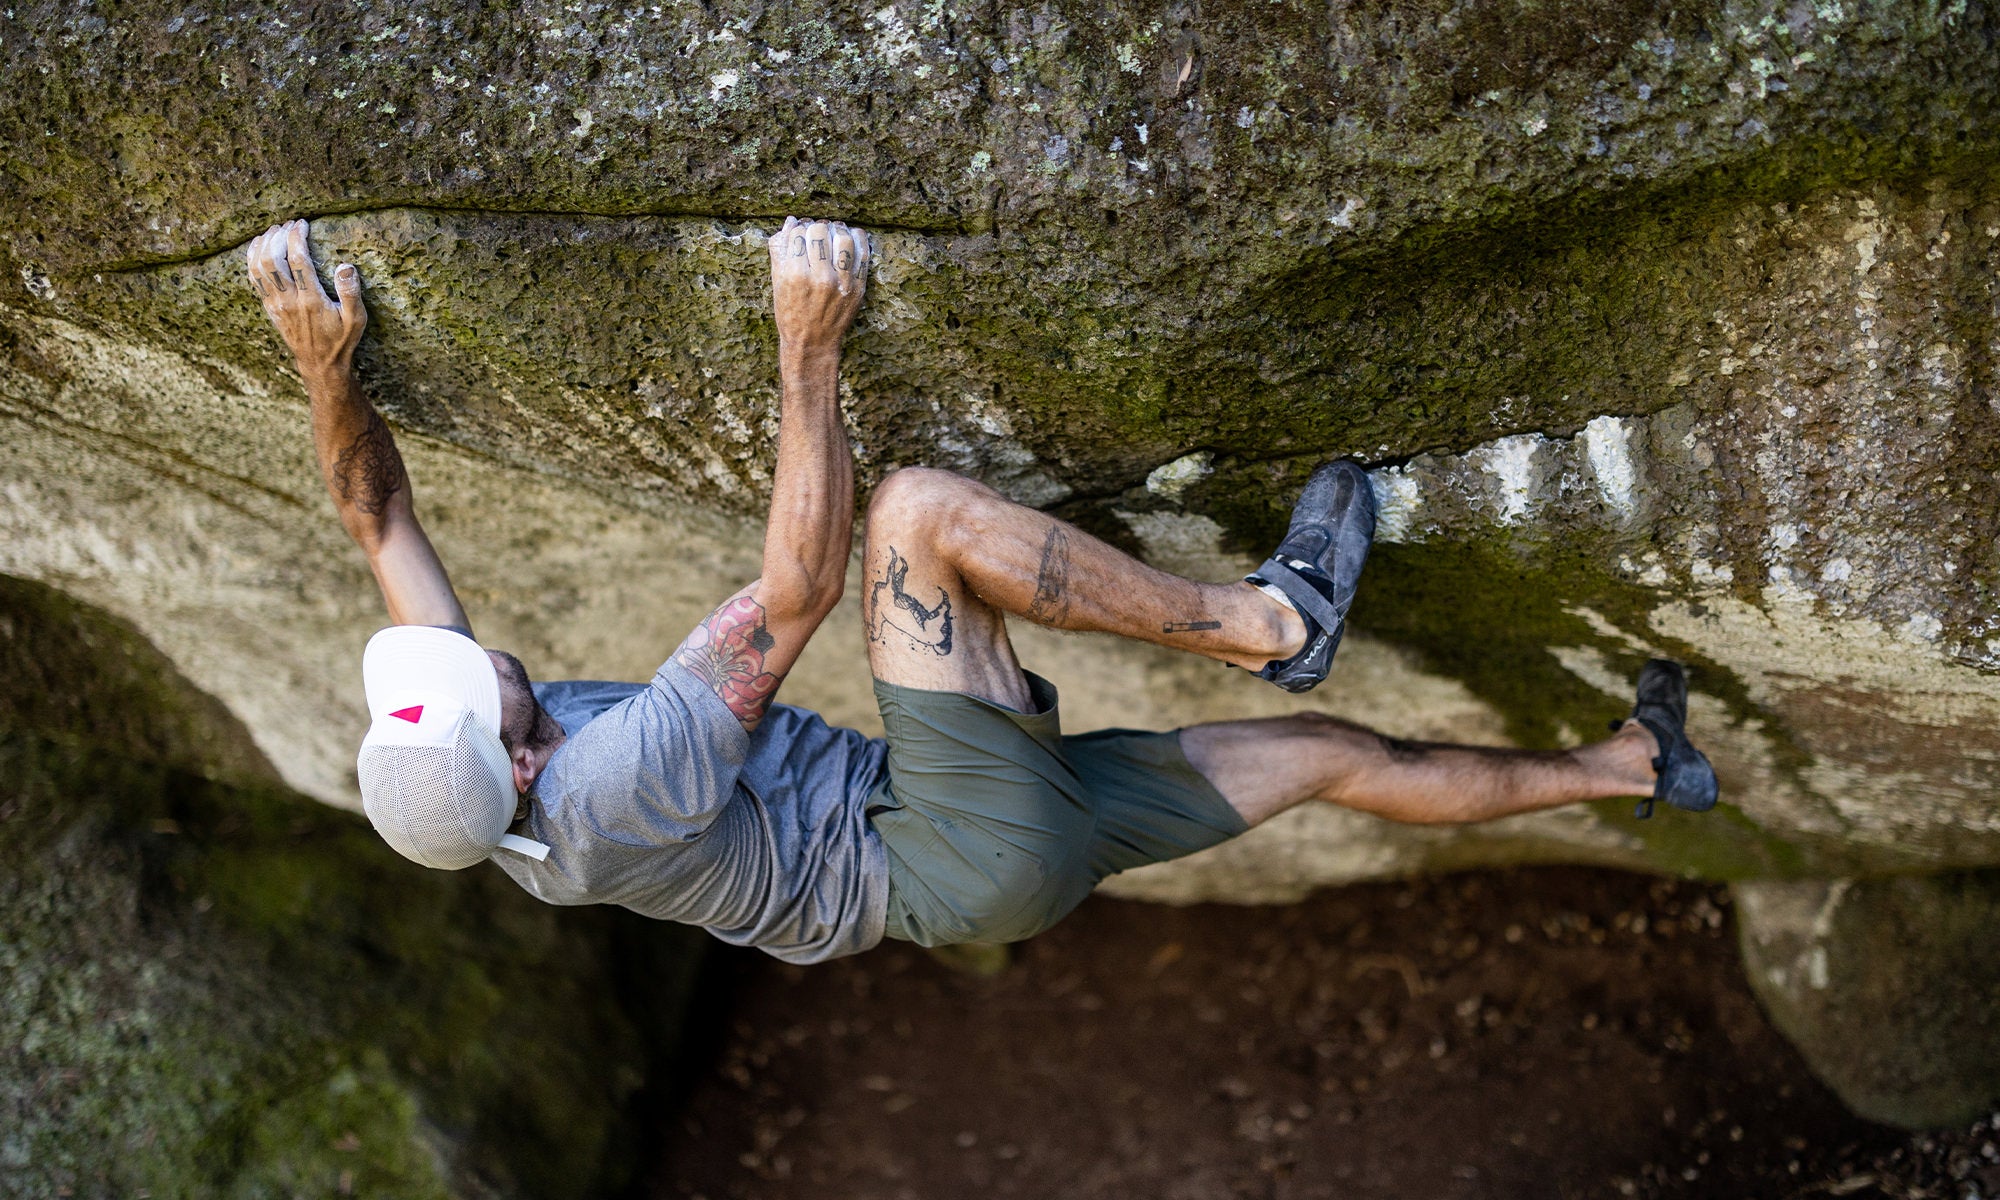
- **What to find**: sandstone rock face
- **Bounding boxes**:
[0,575,703,1195]
[4,0,1999,1128]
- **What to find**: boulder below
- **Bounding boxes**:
[1734,874,2000,1131]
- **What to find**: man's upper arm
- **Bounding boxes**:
[365,514,472,631]
[667,582,826,732]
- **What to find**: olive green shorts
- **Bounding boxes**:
[867,673,1249,947]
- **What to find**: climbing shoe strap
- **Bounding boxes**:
[1251,554,1348,638]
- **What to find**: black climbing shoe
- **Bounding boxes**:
[1624,659,1719,819]
[1245,460,1376,693]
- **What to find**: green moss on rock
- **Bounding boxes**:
[0,578,705,1198]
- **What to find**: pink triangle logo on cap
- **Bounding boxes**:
[389,705,424,724]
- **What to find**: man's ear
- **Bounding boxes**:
[510,743,538,795]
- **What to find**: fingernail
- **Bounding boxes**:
[337,264,355,278]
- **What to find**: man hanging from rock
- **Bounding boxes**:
[245,216,1719,963]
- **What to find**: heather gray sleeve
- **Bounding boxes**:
[541,658,751,847]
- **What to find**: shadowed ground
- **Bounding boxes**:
[651,868,1997,1200]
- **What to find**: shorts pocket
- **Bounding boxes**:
[907,815,1052,944]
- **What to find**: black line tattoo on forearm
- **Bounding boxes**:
[330,412,407,516]
[1024,525,1072,626]
[1162,620,1222,633]
[867,547,954,655]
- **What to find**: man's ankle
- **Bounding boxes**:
[1243,580,1308,662]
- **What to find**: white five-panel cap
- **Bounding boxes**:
[357,625,550,869]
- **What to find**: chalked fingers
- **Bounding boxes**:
[287,220,331,303]
[265,225,295,292]
[832,224,857,295]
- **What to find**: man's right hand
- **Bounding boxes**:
[770,216,869,355]
[247,219,367,382]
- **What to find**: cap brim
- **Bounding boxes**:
[362,625,503,741]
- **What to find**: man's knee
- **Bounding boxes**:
[868,467,985,548]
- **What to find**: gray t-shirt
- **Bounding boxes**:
[490,661,891,964]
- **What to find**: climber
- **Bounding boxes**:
[246,215,1719,963]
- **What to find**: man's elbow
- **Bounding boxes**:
[340,496,419,559]
[339,507,394,555]
[760,565,844,620]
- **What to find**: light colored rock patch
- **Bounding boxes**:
[1580,415,1639,518]
[1368,467,1421,543]
[1144,451,1213,501]
[1470,433,1545,523]
[1547,641,1842,838]
[1651,590,2000,851]
[1369,410,1669,546]
[1114,510,1253,583]
[897,388,1070,506]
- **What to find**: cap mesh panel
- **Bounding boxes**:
[357,720,510,870]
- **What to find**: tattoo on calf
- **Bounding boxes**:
[1162,620,1222,633]
[671,596,783,728]
[1024,525,1073,626]
[331,413,407,517]
[866,547,954,655]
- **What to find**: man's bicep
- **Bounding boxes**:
[366,518,472,631]
[667,581,825,732]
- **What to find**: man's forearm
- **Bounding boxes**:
[761,343,854,612]
[304,363,411,545]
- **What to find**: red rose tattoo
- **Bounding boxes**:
[671,596,784,729]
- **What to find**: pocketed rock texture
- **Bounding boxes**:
[3,0,1999,1129]
[0,573,705,1196]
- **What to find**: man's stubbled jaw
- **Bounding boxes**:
[486,648,561,754]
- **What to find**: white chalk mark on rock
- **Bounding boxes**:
[1581,414,1639,517]
[1472,433,1543,523]
[1368,467,1420,543]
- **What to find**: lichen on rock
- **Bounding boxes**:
[4,0,2000,1134]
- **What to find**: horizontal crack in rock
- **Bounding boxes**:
[96,203,971,276]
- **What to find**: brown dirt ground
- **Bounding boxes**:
[646,867,2000,1200]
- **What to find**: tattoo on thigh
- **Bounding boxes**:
[671,595,782,729]
[1024,525,1073,626]
[1163,620,1222,633]
[331,413,406,517]
[866,547,954,655]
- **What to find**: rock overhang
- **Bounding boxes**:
[1,0,1999,882]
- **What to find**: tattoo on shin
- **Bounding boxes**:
[1024,525,1073,626]
[1163,620,1222,633]
[331,412,407,517]
[671,596,783,728]
[866,547,954,655]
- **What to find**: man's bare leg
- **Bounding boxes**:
[860,467,1305,702]
[860,466,1665,819]
[1181,715,1662,827]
